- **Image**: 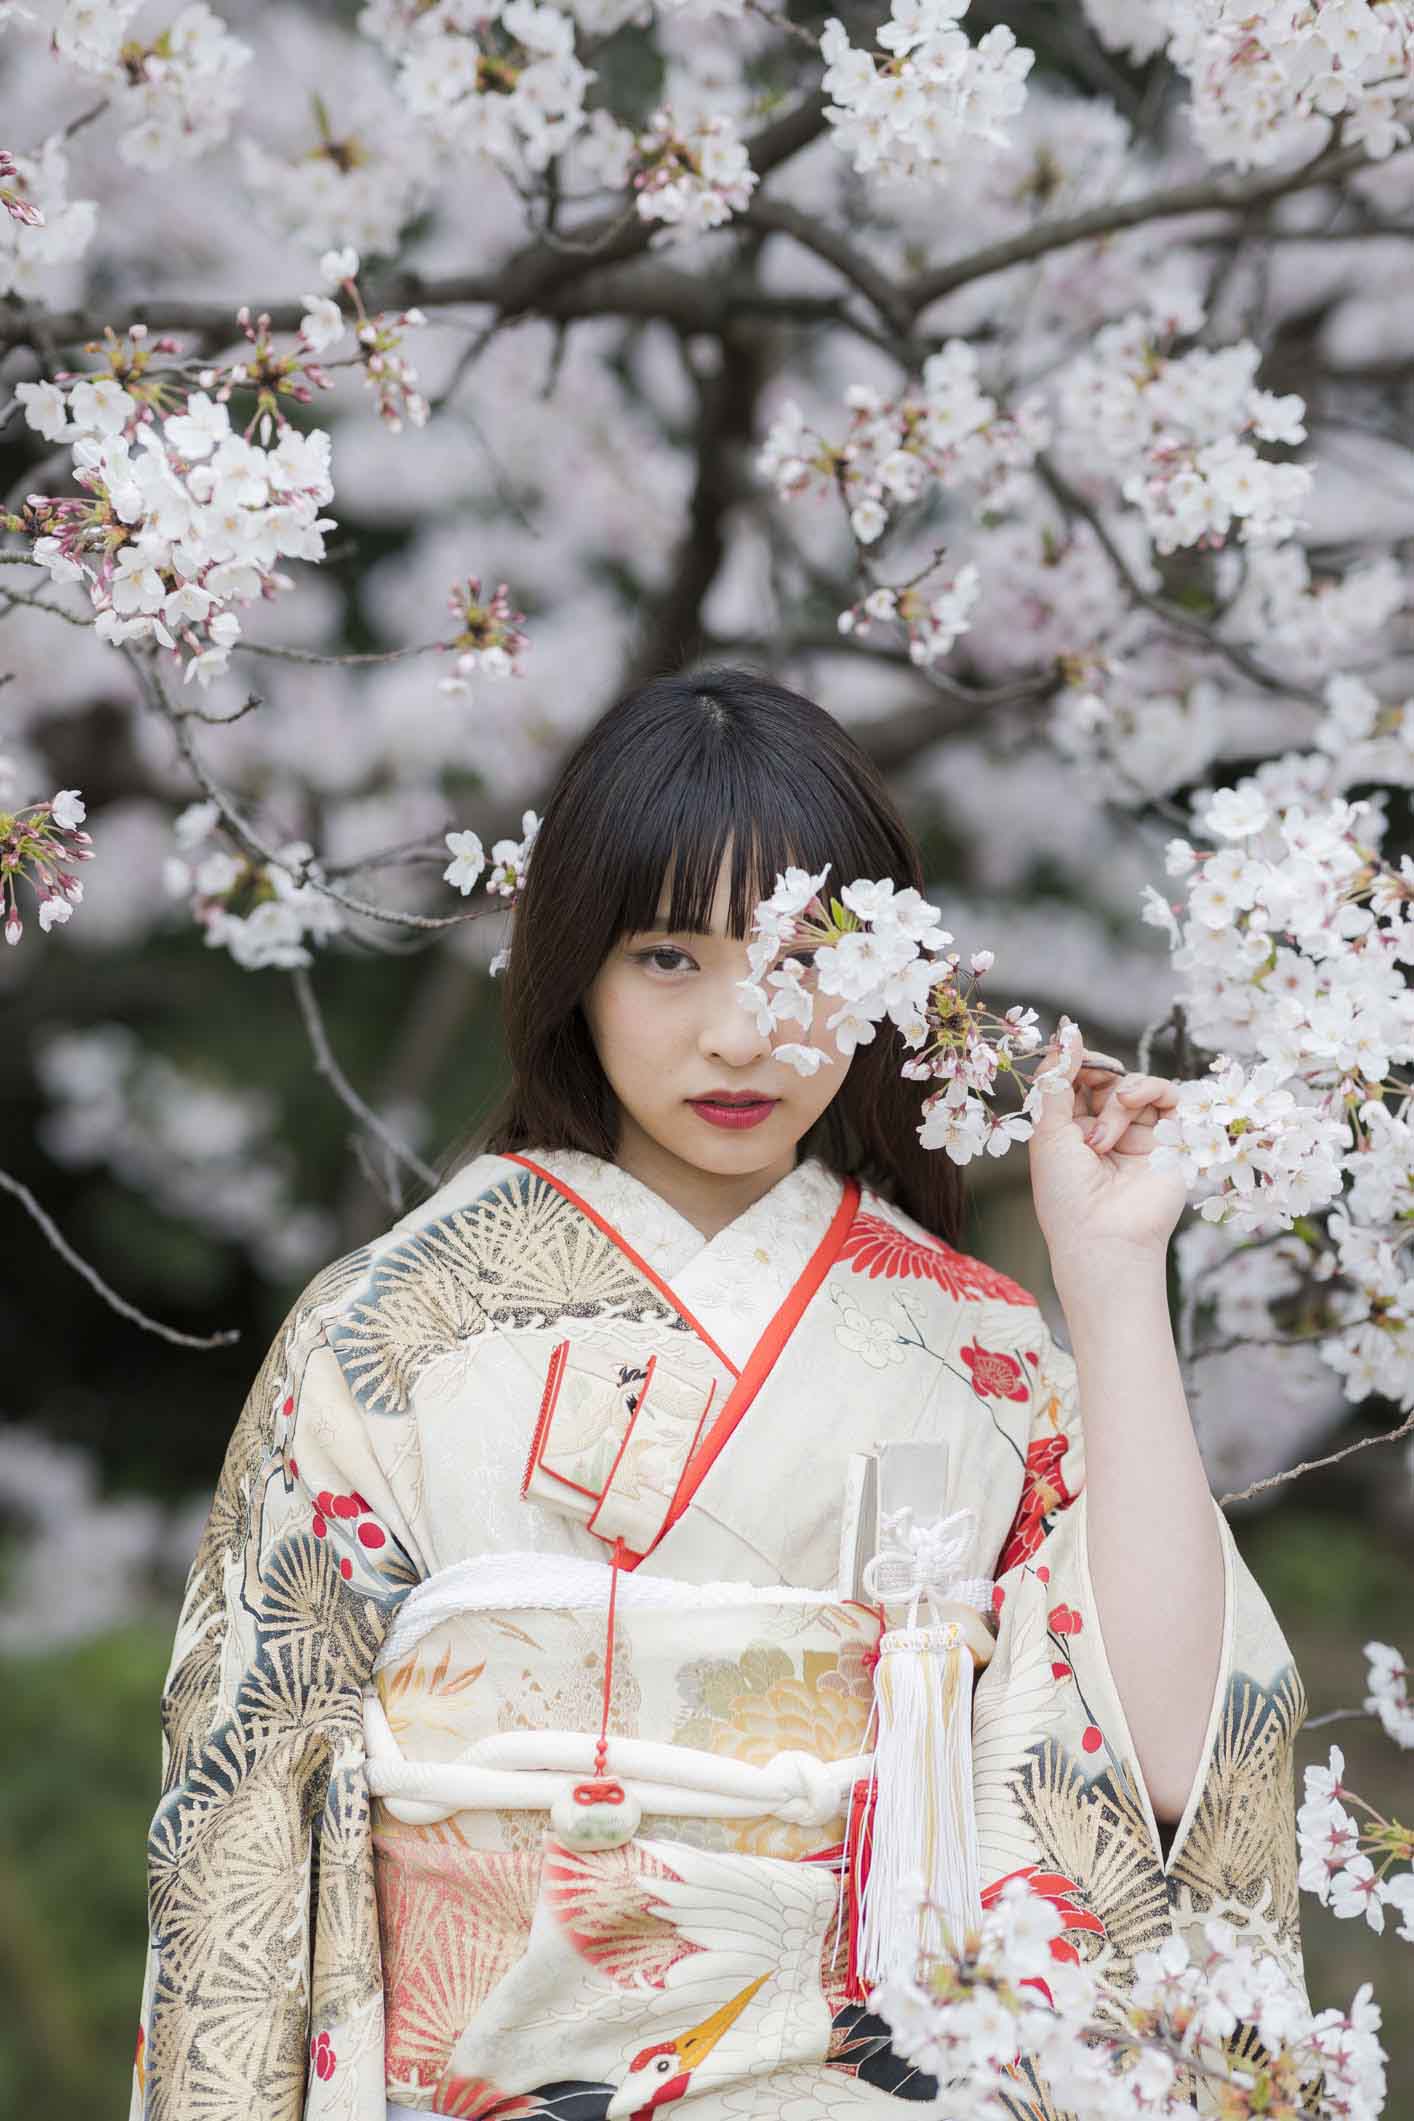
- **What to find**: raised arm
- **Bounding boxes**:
[1024,1019,1223,1823]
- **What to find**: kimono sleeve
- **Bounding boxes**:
[973,1304,1307,2006]
[129,1278,422,2121]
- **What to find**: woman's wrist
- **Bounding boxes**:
[1047,1244,1170,1325]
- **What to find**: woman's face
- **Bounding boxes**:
[582,847,849,1190]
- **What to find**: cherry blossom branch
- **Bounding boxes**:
[741,197,919,341]
[905,133,1400,313]
[124,644,483,938]
[289,967,440,1196]
[1219,1413,1414,1507]
[1033,453,1326,703]
[0,1167,240,1350]
[0,579,101,628]
[0,92,832,359]
[1191,1318,1374,1359]
[232,635,448,668]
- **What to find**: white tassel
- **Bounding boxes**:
[854,1618,984,1988]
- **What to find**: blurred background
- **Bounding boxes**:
[3,0,1414,2110]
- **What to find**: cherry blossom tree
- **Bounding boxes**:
[2,0,1413,2105]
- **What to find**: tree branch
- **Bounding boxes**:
[1219,1411,1414,1508]
[1033,453,1327,704]
[0,91,830,356]
[0,1167,240,1349]
[122,642,484,937]
[905,135,1399,314]
[289,966,440,1196]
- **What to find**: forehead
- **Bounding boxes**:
[649,846,735,933]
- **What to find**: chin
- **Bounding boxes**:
[664,1118,791,1170]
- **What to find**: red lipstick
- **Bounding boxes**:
[687,1090,779,1131]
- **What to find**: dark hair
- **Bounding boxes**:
[437,664,966,1247]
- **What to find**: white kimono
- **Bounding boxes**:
[129,1147,1306,2121]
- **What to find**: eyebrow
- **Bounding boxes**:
[638,917,715,935]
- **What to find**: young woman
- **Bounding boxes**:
[130,667,1305,2121]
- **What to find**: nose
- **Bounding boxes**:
[698,965,770,1069]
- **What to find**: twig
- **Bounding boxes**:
[233,635,449,669]
[123,642,483,937]
[349,1127,405,1218]
[1219,1412,1414,1507]
[0,582,98,628]
[905,134,1400,313]
[1033,453,1326,704]
[0,1167,240,1350]
[1190,1317,1371,1360]
[289,967,439,1193]
[1305,1708,1372,1730]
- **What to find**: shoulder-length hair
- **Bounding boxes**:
[437,663,966,1247]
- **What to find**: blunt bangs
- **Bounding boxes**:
[578,674,900,951]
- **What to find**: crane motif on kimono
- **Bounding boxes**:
[604,1972,769,2117]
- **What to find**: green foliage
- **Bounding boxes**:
[0,1625,169,2116]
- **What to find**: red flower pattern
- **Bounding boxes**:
[959,1338,1031,1404]
[1047,1602,1083,1636]
[840,1213,1036,1306]
[996,1432,1075,1575]
[310,2030,336,2081]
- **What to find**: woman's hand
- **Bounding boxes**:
[1025,1015,1188,1285]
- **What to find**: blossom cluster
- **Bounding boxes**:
[1298,1733,1413,1942]
[757,343,1049,662]
[1080,0,1414,171]
[1,786,94,946]
[1137,772,1414,1402]
[0,146,44,227]
[0,134,97,299]
[738,864,1052,1161]
[361,0,596,179]
[819,0,1035,185]
[1056,313,1311,555]
[301,247,432,434]
[163,802,345,970]
[20,0,252,170]
[441,808,540,901]
[871,1871,1387,2119]
[632,106,758,240]
[1365,1640,1414,1752]
[11,328,338,689]
[437,573,529,692]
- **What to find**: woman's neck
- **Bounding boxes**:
[611,1114,799,1240]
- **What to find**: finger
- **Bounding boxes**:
[1083,1078,1172,1148]
[1030,1017,1085,1135]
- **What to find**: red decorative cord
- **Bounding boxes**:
[592,1536,626,1779]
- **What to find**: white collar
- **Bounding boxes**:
[512,1147,846,1370]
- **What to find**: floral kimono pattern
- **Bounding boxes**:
[130,1146,1305,2121]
